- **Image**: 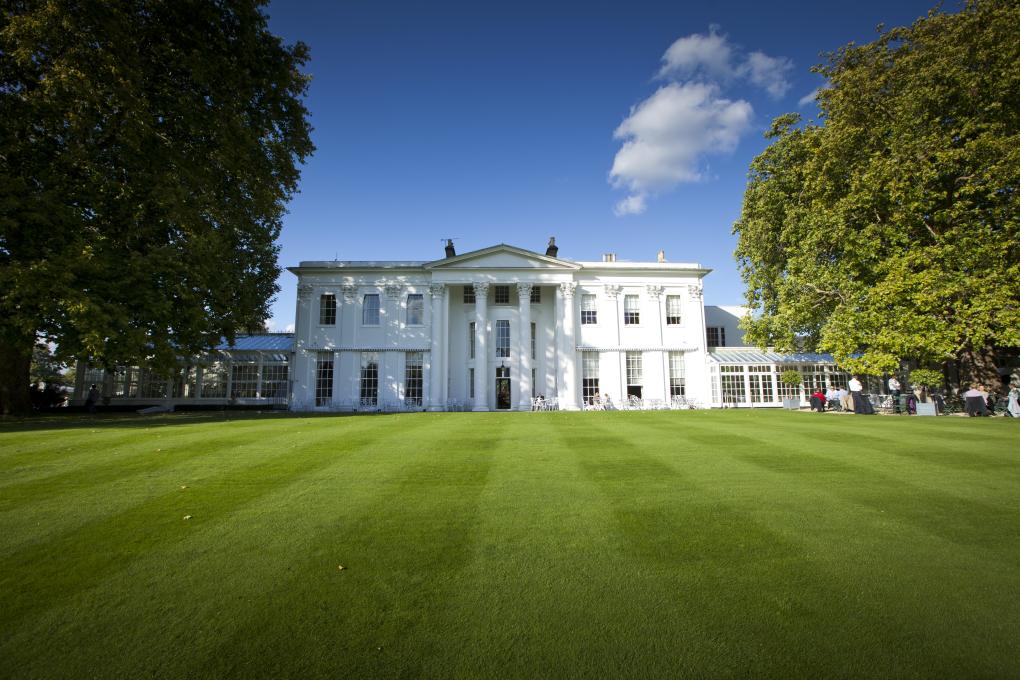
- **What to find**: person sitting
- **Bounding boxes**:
[963,385,990,416]
[810,389,827,412]
[824,386,840,411]
[838,387,851,412]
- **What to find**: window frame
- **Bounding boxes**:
[362,294,380,326]
[495,319,511,358]
[319,293,337,326]
[494,285,510,305]
[623,295,640,325]
[580,294,598,325]
[406,293,424,326]
[665,295,682,325]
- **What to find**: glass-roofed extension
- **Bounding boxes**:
[73,334,293,408]
[706,349,851,408]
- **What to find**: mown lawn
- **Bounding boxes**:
[1,410,1018,678]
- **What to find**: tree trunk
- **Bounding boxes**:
[0,335,33,415]
[959,345,1003,391]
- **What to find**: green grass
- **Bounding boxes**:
[1,411,1018,678]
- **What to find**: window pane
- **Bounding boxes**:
[404,352,423,406]
[669,351,685,397]
[406,294,424,325]
[469,322,475,359]
[494,285,510,304]
[363,294,380,325]
[315,352,334,406]
[581,294,597,324]
[262,363,289,400]
[624,295,640,325]
[582,354,600,404]
[495,319,510,358]
[666,295,682,325]
[360,352,378,406]
[463,286,475,303]
[530,286,541,303]
[231,362,259,399]
[319,293,337,325]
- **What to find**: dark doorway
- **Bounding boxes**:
[495,366,511,409]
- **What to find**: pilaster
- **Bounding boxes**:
[472,282,490,411]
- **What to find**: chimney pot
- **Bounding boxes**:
[602,253,616,262]
[444,239,456,258]
[545,237,558,258]
[657,249,665,263]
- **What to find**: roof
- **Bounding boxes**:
[708,348,839,365]
[215,334,295,352]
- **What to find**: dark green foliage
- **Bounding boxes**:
[0,1,314,413]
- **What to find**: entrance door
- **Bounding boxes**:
[495,366,511,410]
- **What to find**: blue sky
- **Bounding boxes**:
[265,0,947,331]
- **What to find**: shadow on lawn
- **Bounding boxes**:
[0,410,374,434]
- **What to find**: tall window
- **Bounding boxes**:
[720,365,744,403]
[748,365,773,403]
[582,354,600,404]
[624,295,640,325]
[530,286,541,303]
[406,294,424,325]
[626,352,643,398]
[469,322,476,359]
[707,326,726,347]
[463,286,475,303]
[359,352,378,406]
[469,368,475,398]
[363,294,380,325]
[231,362,259,398]
[665,296,682,325]
[494,285,510,304]
[404,352,423,406]
[315,352,334,406]
[201,363,227,398]
[668,352,686,397]
[581,294,597,324]
[319,293,337,325]
[262,364,289,399]
[530,322,536,359]
[495,319,510,358]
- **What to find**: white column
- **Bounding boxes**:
[517,282,533,411]
[428,283,445,410]
[472,282,490,411]
[558,282,578,410]
[647,285,666,402]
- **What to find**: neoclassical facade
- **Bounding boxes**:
[289,242,714,411]
[73,241,853,411]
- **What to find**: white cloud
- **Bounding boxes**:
[658,25,732,81]
[610,27,792,215]
[609,82,753,210]
[614,193,647,216]
[738,51,793,99]
[284,323,295,333]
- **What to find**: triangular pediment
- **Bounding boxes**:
[424,243,580,270]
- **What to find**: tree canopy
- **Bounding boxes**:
[733,0,1019,383]
[0,0,314,413]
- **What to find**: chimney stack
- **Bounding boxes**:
[545,237,558,257]
[657,249,665,263]
[602,253,616,262]
[444,239,456,258]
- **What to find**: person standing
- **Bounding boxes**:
[849,375,874,414]
[1007,383,1020,418]
[888,375,902,413]
[85,384,100,415]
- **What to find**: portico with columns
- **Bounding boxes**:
[286,242,712,412]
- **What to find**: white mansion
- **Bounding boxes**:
[286,240,846,411]
[74,241,852,410]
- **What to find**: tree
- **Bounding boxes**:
[0,0,313,414]
[733,0,1019,384]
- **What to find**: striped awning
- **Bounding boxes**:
[708,348,838,365]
